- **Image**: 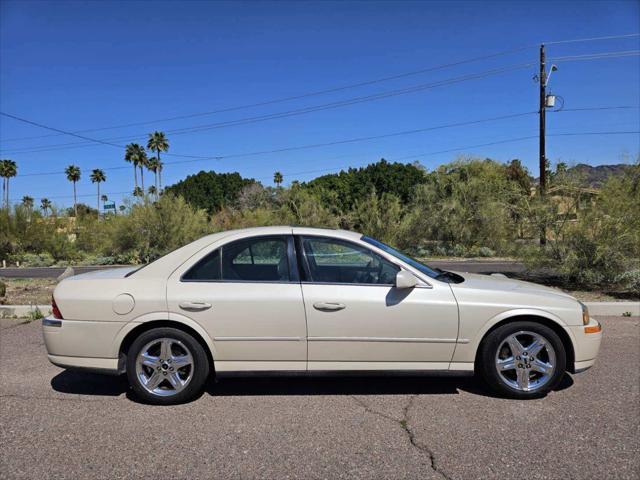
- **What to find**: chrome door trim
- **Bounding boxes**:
[307,336,459,343]
[214,336,304,341]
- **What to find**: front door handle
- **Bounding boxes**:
[313,302,346,312]
[179,301,212,311]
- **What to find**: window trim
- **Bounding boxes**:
[180,234,298,284]
[296,235,401,287]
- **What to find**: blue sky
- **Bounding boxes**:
[1,0,638,208]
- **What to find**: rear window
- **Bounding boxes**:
[182,249,221,281]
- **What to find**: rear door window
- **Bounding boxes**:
[183,236,291,282]
[222,236,290,282]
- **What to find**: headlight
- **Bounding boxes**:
[579,301,590,325]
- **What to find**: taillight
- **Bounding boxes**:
[51,295,63,319]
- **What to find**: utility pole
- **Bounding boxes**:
[538,44,547,246]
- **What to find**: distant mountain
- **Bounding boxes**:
[567,163,632,188]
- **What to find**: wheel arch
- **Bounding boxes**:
[117,319,216,374]
[473,314,575,373]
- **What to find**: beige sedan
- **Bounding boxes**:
[43,226,602,404]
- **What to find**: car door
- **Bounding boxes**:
[166,234,307,372]
[297,235,459,370]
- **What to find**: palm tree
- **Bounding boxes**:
[118,205,126,214]
[101,194,108,203]
[147,156,160,196]
[65,165,81,217]
[147,131,168,190]
[273,171,283,188]
[40,198,52,216]
[133,186,143,198]
[148,185,157,196]
[22,195,34,221]
[124,143,146,190]
[90,169,106,218]
[138,151,148,191]
[0,159,18,208]
[21,195,34,209]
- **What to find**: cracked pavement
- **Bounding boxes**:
[1,316,638,479]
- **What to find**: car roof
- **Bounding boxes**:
[195,225,362,243]
[133,226,363,278]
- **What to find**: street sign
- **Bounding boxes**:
[103,201,116,212]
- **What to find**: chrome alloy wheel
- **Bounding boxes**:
[495,330,556,392]
[135,337,194,397]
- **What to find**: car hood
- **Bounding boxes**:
[448,271,576,300]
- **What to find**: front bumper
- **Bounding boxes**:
[568,317,602,373]
[42,317,125,374]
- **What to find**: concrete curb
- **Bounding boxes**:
[0,304,51,319]
[1,302,638,319]
[584,302,639,316]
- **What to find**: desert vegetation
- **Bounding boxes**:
[1,153,638,295]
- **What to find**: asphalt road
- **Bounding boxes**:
[0,316,637,479]
[0,260,525,279]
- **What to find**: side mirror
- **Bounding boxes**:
[395,270,417,289]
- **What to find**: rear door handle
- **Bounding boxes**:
[313,302,346,312]
[179,301,212,311]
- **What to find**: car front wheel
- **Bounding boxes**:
[126,327,210,404]
[479,321,566,399]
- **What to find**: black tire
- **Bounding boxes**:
[126,327,210,405]
[478,321,566,399]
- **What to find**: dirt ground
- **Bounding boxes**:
[0,278,57,305]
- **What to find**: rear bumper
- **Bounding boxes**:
[568,317,602,373]
[47,354,120,375]
[42,317,124,374]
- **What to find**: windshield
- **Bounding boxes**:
[361,236,441,279]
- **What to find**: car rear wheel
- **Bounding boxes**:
[126,327,210,404]
[479,321,566,399]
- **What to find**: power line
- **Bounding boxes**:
[15,100,636,160]
[0,45,535,144]
[1,61,536,155]
[548,130,640,137]
[254,130,640,180]
[550,50,640,62]
[2,31,637,148]
[167,112,538,163]
[4,32,638,144]
[0,112,123,149]
[0,112,216,161]
[392,136,538,161]
[11,129,638,201]
[13,111,537,177]
[10,129,638,201]
[4,49,638,156]
[544,33,640,45]
[11,190,133,202]
[13,127,638,180]
[555,106,640,112]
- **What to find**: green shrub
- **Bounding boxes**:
[98,194,210,263]
[477,246,496,257]
[27,306,44,321]
[0,280,6,298]
[523,163,640,292]
[614,270,640,296]
[18,252,56,267]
